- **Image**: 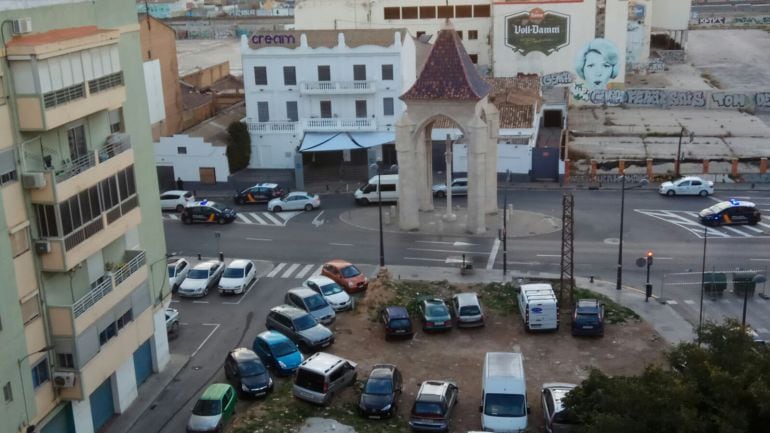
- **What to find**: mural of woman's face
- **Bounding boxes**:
[583,50,613,89]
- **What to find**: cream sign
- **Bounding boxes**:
[505,8,570,56]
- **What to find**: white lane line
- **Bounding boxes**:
[684,300,696,305]
[312,264,325,276]
[221,279,256,305]
[191,323,221,358]
[709,196,722,203]
[750,258,770,261]
[266,263,286,278]
[666,300,678,305]
[246,237,272,241]
[744,225,764,233]
[330,243,354,246]
[758,222,770,229]
[407,247,489,254]
[486,238,500,270]
[295,264,315,279]
[536,254,561,258]
[277,211,302,222]
[281,263,300,278]
[170,299,180,303]
[722,226,752,237]
[192,301,209,304]
[167,214,179,220]
[509,261,540,265]
[416,240,452,245]
[655,257,674,260]
[236,213,252,223]
[249,212,268,225]
[446,257,465,264]
[405,257,446,262]
[263,212,284,225]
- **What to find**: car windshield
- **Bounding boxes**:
[223,267,244,278]
[192,399,221,416]
[294,314,317,331]
[272,340,297,357]
[364,378,393,395]
[305,294,328,311]
[414,401,444,416]
[320,282,344,296]
[576,313,600,324]
[484,393,526,417]
[426,305,448,317]
[167,265,176,278]
[389,318,411,328]
[210,202,226,211]
[188,269,209,279]
[239,359,265,376]
[460,305,480,315]
[706,202,732,213]
[340,265,361,278]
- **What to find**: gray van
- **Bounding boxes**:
[293,352,357,405]
[285,287,336,325]
[265,305,334,353]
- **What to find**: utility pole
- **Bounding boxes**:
[502,193,508,276]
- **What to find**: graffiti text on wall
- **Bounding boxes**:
[691,15,770,26]
[541,71,575,88]
[572,88,770,111]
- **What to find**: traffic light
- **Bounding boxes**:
[646,250,654,266]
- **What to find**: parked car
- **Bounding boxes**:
[165,307,180,339]
[218,259,257,295]
[267,191,321,212]
[252,330,303,376]
[699,199,761,226]
[452,292,485,327]
[160,190,194,212]
[178,260,225,298]
[233,183,284,204]
[186,383,237,433]
[322,260,368,294]
[224,347,273,398]
[284,287,336,325]
[409,380,459,432]
[381,306,414,339]
[659,176,714,197]
[303,275,353,312]
[419,298,453,332]
[181,200,237,225]
[571,299,605,337]
[293,352,357,405]
[432,178,468,198]
[265,305,334,353]
[359,364,402,419]
[541,383,578,433]
[168,257,190,292]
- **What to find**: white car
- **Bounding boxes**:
[178,260,225,298]
[167,258,190,292]
[303,275,353,312]
[218,259,257,295]
[160,190,195,212]
[267,191,321,212]
[432,178,468,197]
[659,176,714,197]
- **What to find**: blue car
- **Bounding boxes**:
[252,331,303,376]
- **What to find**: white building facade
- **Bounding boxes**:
[240,29,417,169]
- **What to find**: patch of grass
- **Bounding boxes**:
[367,279,456,321]
[574,288,640,324]
[475,282,519,315]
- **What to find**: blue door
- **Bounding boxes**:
[41,403,75,433]
[133,339,153,386]
[89,379,114,432]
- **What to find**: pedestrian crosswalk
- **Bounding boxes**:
[162,211,302,227]
[265,263,325,279]
[635,209,770,238]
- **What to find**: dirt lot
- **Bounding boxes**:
[231,275,669,433]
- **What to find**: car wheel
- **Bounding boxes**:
[217,217,226,225]
[436,191,446,198]
[749,219,759,226]
[182,217,192,225]
[666,190,675,196]
[203,287,208,297]
[699,190,709,197]
[169,321,180,339]
[273,206,282,212]
[175,204,185,212]
[357,198,369,206]
[304,204,313,211]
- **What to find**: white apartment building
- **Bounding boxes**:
[240,29,417,174]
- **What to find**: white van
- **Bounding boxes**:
[517,283,559,331]
[480,352,528,432]
[354,174,398,205]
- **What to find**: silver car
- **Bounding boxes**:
[285,287,336,324]
[265,305,334,353]
[659,176,714,197]
[303,275,353,312]
[542,383,578,433]
[267,191,321,212]
[178,260,224,298]
[452,292,485,327]
[432,178,468,197]
[293,352,357,406]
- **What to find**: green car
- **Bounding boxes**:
[187,383,237,433]
[419,298,453,332]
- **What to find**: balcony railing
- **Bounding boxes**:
[246,120,297,134]
[64,217,105,251]
[113,250,146,287]
[302,118,377,132]
[71,250,146,318]
[73,277,113,318]
[299,80,377,95]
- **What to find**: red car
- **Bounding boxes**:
[321,260,368,294]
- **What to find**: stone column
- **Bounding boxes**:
[703,159,710,174]
[760,157,767,175]
[618,159,625,175]
[590,159,597,180]
[564,159,571,185]
[731,159,739,178]
[485,103,500,214]
[646,158,653,179]
[395,113,419,230]
[417,133,433,211]
[466,116,488,234]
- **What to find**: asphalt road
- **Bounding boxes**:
[146,187,770,433]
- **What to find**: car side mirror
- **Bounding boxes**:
[478,405,483,413]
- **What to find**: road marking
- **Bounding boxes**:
[405,257,446,262]
[277,211,302,222]
[744,225,765,233]
[246,237,272,241]
[222,278,258,305]
[170,299,179,303]
[330,243,354,246]
[722,226,753,237]
[295,264,315,279]
[167,214,179,220]
[536,254,561,258]
[312,264,325,276]
[655,257,673,260]
[453,241,477,247]
[758,222,770,229]
[192,301,209,304]
[281,263,300,278]
[509,261,540,265]
[684,300,696,305]
[757,328,769,333]
[191,323,221,358]
[248,212,268,225]
[709,196,722,203]
[407,247,489,254]
[416,240,478,247]
[446,257,466,264]
[666,300,678,305]
[486,238,500,270]
[312,211,326,227]
[266,263,286,278]
[416,240,452,245]
[236,213,251,223]
[263,213,284,226]
[750,258,770,261]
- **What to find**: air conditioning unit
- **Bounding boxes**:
[21,173,46,189]
[53,371,76,388]
[34,240,51,254]
[11,18,32,34]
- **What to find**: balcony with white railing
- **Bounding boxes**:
[302,118,377,132]
[246,119,298,134]
[299,80,377,95]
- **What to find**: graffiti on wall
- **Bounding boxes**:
[626,1,647,66]
[574,38,620,90]
[572,88,770,111]
[541,71,575,88]
[691,15,770,26]
[655,50,686,64]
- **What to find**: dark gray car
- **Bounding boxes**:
[265,305,334,353]
[285,287,336,325]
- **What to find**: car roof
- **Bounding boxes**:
[187,199,218,207]
[161,190,189,195]
[418,380,451,398]
[385,306,409,318]
[167,257,187,265]
[370,364,396,378]
[271,304,307,318]
[424,298,447,306]
[253,183,279,188]
[193,260,221,270]
[576,299,600,311]
[227,259,251,268]
[257,330,291,345]
[287,191,311,197]
[305,275,336,286]
[200,383,232,400]
[230,347,260,362]
[288,287,320,298]
[543,383,577,412]
[454,292,479,307]
[454,177,468,182]
[325,259,352,268]
[301,352,348,372]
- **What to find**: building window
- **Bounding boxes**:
[437,6,453,18]
[456,31,463,40]
[382,64,394,81]
[99,322,117,346]
[3,382,11,402]
[257,101,269,122]
[283,66,296,86]
[0,148,18,187]
[67,124,88,159]
[21,294,40,325]
[57,354,75,369]
[109,109,123,133]
[88,72,124,95]
[286,101,298,122]
[353,65,366,81]
[419,6,435,19]
[10,227,29,258]
[355,100,367,118]
[383,97,394,116]
[383,7,400,19]
[402,7,418,19]
[31,358,50,389]
[254,66,267,85]
[177,147,187,155]
[34,205,58,238]
[455,5,472,18]
[320,101,332,119]
[116,310,133,330]
[469,54,478,64]
[468,30,478,40]
[474,5,490,17]
[317,65,331,82]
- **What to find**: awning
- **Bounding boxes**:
[298,132,395,153]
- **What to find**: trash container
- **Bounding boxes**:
[733,271,757,296]
[704,272,727,297]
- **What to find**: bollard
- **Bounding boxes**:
[383,211,391,225]
[219,252,224,262]
[590,275,594,283]
[197,253,202,261]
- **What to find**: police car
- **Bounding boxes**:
[233,183,284,205]
[698,199,761,227]
[180,200,237,225]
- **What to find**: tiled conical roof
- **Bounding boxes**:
[401,22,490,102]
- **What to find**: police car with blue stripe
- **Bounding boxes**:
[181,199,237,225]
[698,198,761,227]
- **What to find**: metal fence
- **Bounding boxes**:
[659,267,769,300]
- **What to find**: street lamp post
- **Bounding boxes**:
[17,345,54,433]
[377,160,385,268]
[698,226,708,336]
[616,175,648,291]
[675,127,694,178]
